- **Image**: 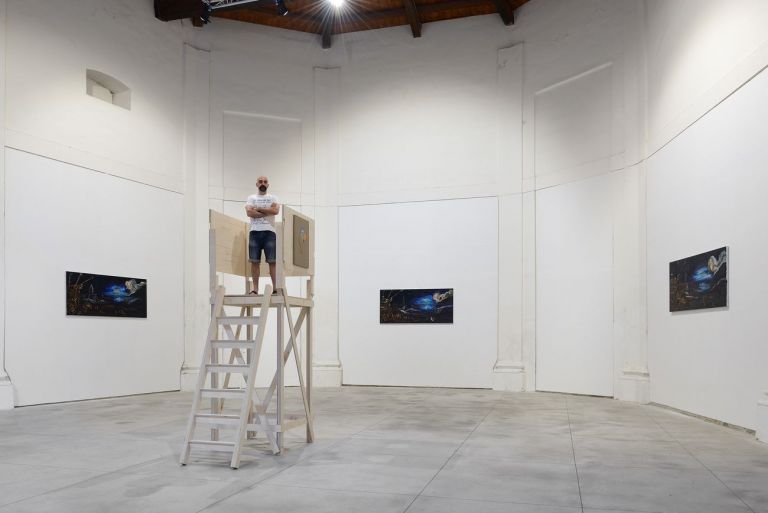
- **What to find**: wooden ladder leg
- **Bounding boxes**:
[276,301,284,453]
[282,290,315,442]
[180,286,225,465]
[305,303,314,443]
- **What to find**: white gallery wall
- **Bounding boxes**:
[163,0,649,395]
[0,0,187,406]
[644,0,768,430]
[4,0,185,190]
[536,175,614,396]
[647,67,768,429]
[4,150,184,406]
[0,0,766,436]
[327,0,646,393]
[339,198,498,388]
[0,0,10,407]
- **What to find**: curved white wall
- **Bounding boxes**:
[644,0,768,429]
[647,67,768,429]
[1,0,766,422]
[4,149,184,406]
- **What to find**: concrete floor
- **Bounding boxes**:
[0,387,767,513]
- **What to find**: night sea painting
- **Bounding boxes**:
[669,247,727,312]
[66,272,147,318]
[380,289,453,324]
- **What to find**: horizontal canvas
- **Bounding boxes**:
[669,247,728,312]
[66,272,147,318]
[380,289,453,324]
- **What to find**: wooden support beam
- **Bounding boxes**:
[320,13,333,49]
[491,0,515,26]
[403,0,422,38]
[155,0,206,21]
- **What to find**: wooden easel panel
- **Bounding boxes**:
[282,206,315,277]
[210,210,249,277]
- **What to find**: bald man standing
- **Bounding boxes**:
[245,176,280,294]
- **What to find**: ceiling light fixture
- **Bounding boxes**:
[275,0,289,16]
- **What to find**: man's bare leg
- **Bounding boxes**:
[268,262,277,293]
[250,261,260,293]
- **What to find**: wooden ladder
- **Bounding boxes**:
[180,284,274,469]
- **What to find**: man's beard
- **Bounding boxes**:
[259,185,268,192]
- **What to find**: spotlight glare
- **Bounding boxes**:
[328,0,344,7]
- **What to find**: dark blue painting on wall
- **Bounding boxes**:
[380,289,453,324]
[66,272,147,318]
[669,247,727,312]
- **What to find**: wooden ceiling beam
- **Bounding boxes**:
[156,0,530,39]
[214,9,322,33]
[155,0,206,21]
[320,12,334,48]
[403,0,422,38]
[491,0,515,26]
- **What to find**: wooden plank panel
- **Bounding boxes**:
[210,210,249,278]
[282,206,315,277]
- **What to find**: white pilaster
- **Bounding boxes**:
[0,0,14,409]
[612,164,649,403]
[520,191,537,392]
[757,391,768,444]
[496,194,525,391]
[494,44,526,391]
[617,369,650,404]
[312,67,342,387]
[180,43,212,390]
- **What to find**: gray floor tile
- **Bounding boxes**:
[0,472,247,513]
[407,496,581,512]
[578,464,753,513]
[422,456,581,508]
[715,470,768,513]
[265,451,447,495]
[458,433,575,465]
[201,483,413,513]
[681,438,768,473]
[0,432,175,473]
[2,388,766,513]
[0,463,100,507]
[116,452,292,484]
[318,436,460,459]
[573,438,703,469]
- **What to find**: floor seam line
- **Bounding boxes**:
[565,395,585,513]
[401,397,500,513]
[643,407,757,513]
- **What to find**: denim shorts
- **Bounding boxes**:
[249,230,276,263]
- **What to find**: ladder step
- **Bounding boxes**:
[206,364,250,374]
[200,388,246,399]
[188,440,235,452]
[210,340,257,349]
[217,316,261,325]
[195,414,241,427]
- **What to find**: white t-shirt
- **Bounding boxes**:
[246,193,279,232]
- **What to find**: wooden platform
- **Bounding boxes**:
[224,294,313,308]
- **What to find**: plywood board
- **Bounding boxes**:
[210,210,249,277]
[282,206,314,277]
